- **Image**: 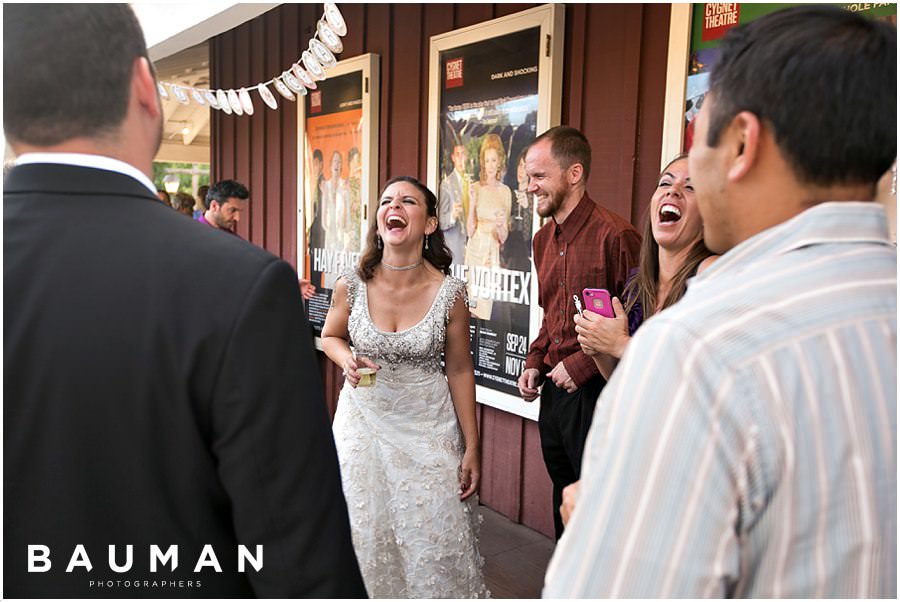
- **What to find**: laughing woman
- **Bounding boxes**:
[321,176,489,599]
[560,155,717,528]
[574,154,717,379]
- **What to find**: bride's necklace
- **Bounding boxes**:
[381,258,423,271]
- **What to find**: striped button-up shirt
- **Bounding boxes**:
[543,202,896,598]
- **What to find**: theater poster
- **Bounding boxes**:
[298,54,379,341]
[427,5,563,420]
[660,3,897,163]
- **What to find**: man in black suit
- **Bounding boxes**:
[3,5,366,598]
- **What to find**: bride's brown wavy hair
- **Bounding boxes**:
[358,176,453,281]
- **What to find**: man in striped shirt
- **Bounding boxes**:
[544,6,896,598]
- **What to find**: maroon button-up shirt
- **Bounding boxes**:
[525,193,641,386]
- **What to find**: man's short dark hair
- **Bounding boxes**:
[348,147,360,164]
[3,4,151,146]
[531,126,592,181]
[313,149,324,162]
[707,5,896,187]
[206,180,249,209]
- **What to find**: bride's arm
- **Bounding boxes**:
[444,293,481,501]
[321,277,366,387]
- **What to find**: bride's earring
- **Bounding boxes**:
[376,235,383,250]
[424,235,430,251]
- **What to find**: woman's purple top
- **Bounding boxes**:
[624,269,644,337]
[624,262,702,337]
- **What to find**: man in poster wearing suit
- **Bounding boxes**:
[3,5,366,598]
[439,144,471,263]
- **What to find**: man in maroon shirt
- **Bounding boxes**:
[517,126,641,539]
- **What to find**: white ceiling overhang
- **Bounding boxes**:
[135,3,280,62]
[135,3,280,164]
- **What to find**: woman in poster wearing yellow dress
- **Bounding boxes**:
[464,133,512,320]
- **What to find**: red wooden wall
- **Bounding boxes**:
[210,3,672,538]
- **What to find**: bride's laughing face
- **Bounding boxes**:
[377,181,436,247]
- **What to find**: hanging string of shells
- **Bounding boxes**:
[156,2,346,116]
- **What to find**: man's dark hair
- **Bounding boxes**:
[348,147,360,163]
[313,149,324,162]
[530,126,592,181]
[3,4,151,146]
[206,180,250,210]
[707,5,896,186]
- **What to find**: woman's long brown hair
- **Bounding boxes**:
[358,176,452,281]
[622,155,713,318]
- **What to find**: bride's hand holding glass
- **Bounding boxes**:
[342,354,380,388]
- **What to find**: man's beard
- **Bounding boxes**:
[536,187,566,218]
[213,214,232,230]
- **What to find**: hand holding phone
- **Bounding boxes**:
[582,288,615,318]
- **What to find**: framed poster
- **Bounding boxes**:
[297,53,380,342]
[427,4,564,420]
[662,3,897,165]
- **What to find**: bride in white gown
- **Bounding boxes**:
[322,176,489,598]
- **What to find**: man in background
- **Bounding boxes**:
[193,183,209,219]
[197,178,248,235]
[439,143,470,263]
[308,148,326,251]
[171,191,195,217]
[4,4,364,597]
[517,126,641,540]
[198,178,315,298]
[545,6,896,597]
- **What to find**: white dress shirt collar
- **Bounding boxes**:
[15,152,158,196]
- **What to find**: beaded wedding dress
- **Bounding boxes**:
[332,270,489,599]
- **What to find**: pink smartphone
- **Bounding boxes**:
[582,288,614,318]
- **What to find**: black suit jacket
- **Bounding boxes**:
[3,163,367,598]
